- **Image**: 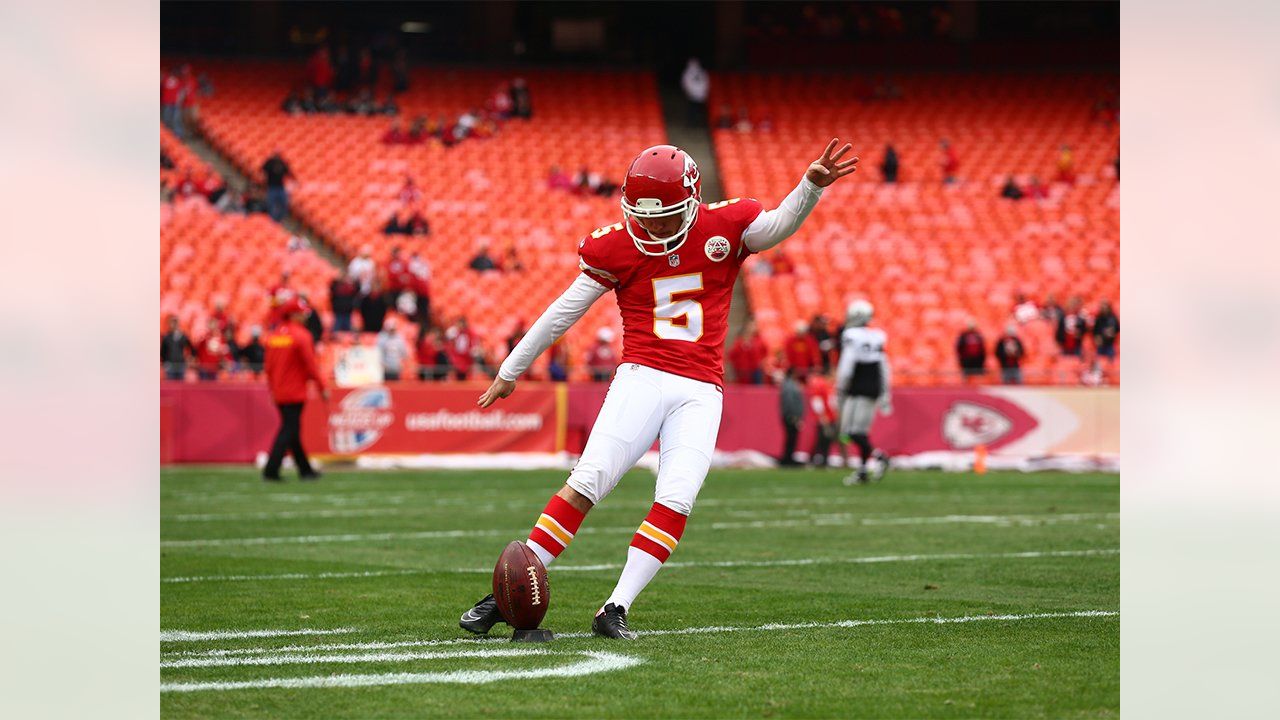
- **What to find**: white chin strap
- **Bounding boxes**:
[622,199,698,256]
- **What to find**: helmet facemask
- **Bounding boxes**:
[622,195,699,256]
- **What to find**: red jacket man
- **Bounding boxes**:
[262,299,328,480]
[729,329,767,384]
[783,324,822,377]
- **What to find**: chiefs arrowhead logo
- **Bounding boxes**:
[942,401,1013,449]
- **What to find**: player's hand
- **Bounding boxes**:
[877,396,893,416]
[805,138,859,188]
[478,376,516,408]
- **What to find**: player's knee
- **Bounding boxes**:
[565,470,605,506]
[653,488,695,516]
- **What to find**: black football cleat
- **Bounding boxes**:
[870,450,890,482]
[592,603,638,640]
[262,473,283,483]
[459,593,504,635]
[299,470,323,481]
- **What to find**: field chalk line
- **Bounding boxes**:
[163,547,1119,584]
[161,627,359,643]
[161,512,1118,549]
[160,610,1117,691]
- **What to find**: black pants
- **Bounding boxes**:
[781,418,802,465]
[264,402,315,477]
[810,423,834,467]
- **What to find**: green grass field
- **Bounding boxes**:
[161,467,1118,718]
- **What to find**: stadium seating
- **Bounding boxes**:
[160,123,217,191]
[186,61,666,379]
[710,72,1120,384]
[160,197,334,374]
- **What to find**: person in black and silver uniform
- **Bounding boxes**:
[835,300,892,485]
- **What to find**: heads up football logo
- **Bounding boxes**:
[942,401,1013,449]
[329,387,395,453]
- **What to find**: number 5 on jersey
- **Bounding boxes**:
[652,274,704,342]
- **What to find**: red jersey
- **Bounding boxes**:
[577,198,764,387]
[264,321,325,403]
[784,332,822,373]
[161,74,182,105]
[728,334,767,382]
[196,334,230,374]
[805,374,837,424]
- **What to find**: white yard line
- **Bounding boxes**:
[162,647,547,669]
[161,512,1117,549]
[159,610,1116,691]
[160,627,358,643]
[160,651,642,692]
[162,547,1118,585]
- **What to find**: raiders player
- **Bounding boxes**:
[835,300,892,485]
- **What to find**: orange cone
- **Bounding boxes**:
[974,444,988,475]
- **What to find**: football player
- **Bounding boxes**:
[459,140,859,639]
[835,300,892,485]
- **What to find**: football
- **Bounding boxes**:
[492,540,550,630]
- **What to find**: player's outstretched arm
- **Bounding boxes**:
[743,138,859,252]
[477,274,608,408]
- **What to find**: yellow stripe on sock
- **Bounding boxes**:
[637,522,678,552]
[536,515,573,546]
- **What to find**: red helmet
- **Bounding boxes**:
[620,145,701,256]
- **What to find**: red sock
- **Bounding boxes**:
[527,494,586,561]
[630,502,687,562]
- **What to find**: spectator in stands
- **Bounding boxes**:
[1025,176,1049,200]
[383,209,408,235]
[398,176,422,204]
[452,108,480,142]
[729,108,751,133]
[548,338,570,381]
[307,47,334,99]
[346,88,377,116]
[585,328,618,382]
[784,321,822,378]
[174,171,198,199]
[333,46,355,93]
[940,139,959,184]
[501,244,524,272]
[329,270,359,333]
[161,68,185,137]
[278,89,306,115]
[1092,300,1120,360]
[380,94,399,116]
[1055,297,1090,357]
[994,323,1026,385]
[956,321,987,378]
[221,323,242,373]
[1055,144,1076,185]
[209,300,231,333]
[778,368,805,467]
[811,314,837,372]
[681,58,709,127]
[547,166,574,192]
[417,326,451,381]
[572,167,618,197]
[348,245,376,295]
[757,112,775,132]
[382,120,409,145]
[195,319,230,381]
[715,104,734,129]
[469,242,498,272]
[489,82,514,119]
[880,144,900,183]
[161,150,175,170]
[510,78,532,119]
[180,64,201,130]
[161,316,195,381]
[214,183,245,214]
[239,326,265,376]
[243,183,269,214]
[729,323,768,385]
[1042,293,1064,326]
[445,318,476,379]
[377,319,409,382]
[1000,175,1024,200]
[391,49,410,94]
[358,47,377,88]
[772,249,795,275]
[406,116,429,143]
[261,150,294,222]
[1012,292,1039,324]
[299,293,323,343]
[359,277,387,334]
[384,246,412,308]
[408,251,432,328]
[197,171,224,204]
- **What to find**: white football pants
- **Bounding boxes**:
[565,363,722,515]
